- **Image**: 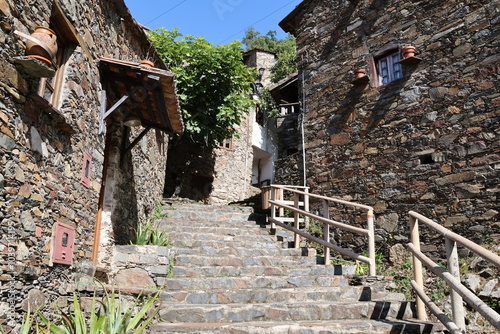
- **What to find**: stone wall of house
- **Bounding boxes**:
[0,0,171,330]
[283,0,499,258]
[164,112,256,205]
[212,112,256,204]
[244,49,276,88]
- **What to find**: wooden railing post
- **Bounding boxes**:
[270,186,276,230]
[293,192,300,249]
[446,237,466,332]
[278,188,284,217]
[367,209,376,276]
[304,187,310,229]
[410,215,426,321]
[322,199,330,265]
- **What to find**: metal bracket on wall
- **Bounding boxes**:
[98,86,141,135]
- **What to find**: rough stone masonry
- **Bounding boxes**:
[279,0,499,258]
[0,0,177,330]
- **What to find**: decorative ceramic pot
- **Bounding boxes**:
[139,60,155,67]
[402,45,416,58]
[354,68,366,78]
[25,26,58,66]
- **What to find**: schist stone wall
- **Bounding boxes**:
[281,0,499,256]
[0,0,172,330]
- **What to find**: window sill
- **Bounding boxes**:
[352,75,370,86]
[29,94,76,134]
[13,56,56,78]
[399,56,422,66]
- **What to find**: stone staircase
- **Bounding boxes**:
[149,202,442,334]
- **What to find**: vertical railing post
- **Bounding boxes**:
[410,215,426,321]
[367,209,376,276]
[270,186,276,230]
[278,188,284,217]
[322,199,330,265]
[304,187,310,229]
[446,237,466,332]
[293,192,300,249]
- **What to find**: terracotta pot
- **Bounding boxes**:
[25,26,58,66]
[139,60,155,68]
[402,45,416,58]
[354,68,366,79]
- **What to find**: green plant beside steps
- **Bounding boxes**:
[38,288,159,334]
[1,288,159,334]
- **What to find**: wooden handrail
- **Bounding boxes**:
[269,199,369,236]
[408,211,500,332]
[409,211,500,267]
[269,217,371,264]
[272,185,373,211]
[268,185,376,275]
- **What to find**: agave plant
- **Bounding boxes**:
[37,288,159,334]
[132,220,170,247]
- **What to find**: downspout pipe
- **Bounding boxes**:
[300,53,307,187]
[92,130,112,264]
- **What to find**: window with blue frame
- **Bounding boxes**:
[377,52,402,85]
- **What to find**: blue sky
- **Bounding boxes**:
[123,0,302,45]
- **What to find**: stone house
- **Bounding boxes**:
[269,71,305,186]
[279,0,499,256]
[164,48,280,205]
[0,0,182,328]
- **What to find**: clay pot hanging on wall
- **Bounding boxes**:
[139,60,155,68]
[25,26,58,66]
[354,68,366,79]
[402,45,416,58]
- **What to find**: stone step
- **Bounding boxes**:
[157,275,349,291]
[162,226,269,236]
[159,286,406,305]
[171,246,311,258]
[159,218,265,229]
[172,264,352,278]
[170,239,286,249]
[170,238,300,251]
[150,319,442,334]
[162,202,255,214]
[161,210,254,222]
[173,254,318,268]
[158,301,416,323]
[168,232,277,243]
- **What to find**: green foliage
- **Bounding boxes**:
[36,289,159,334]
[132,220,170,247]
[259,88,279,119]
[242,27,297,83]
[383,259,414,300]
[153,205,167,221]
[148,28,256,147]
[166,255,175,278]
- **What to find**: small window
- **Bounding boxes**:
[377,51,403,85]
[37,1,79,109]
[80,151,92,187]
[255,105,264,126]
[219,137,233,150]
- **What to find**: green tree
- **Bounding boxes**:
[148,28,255,146]
[242,27,297,83]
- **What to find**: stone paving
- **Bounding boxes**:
[150,203,443,333]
